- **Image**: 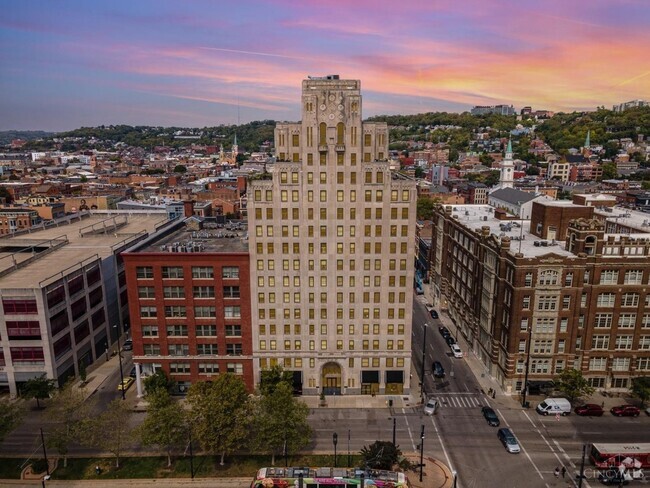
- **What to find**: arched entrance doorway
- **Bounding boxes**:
[321,362,342,396]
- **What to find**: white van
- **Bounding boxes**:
[536,398,571,416]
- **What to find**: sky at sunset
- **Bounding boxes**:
[1,0,649,131]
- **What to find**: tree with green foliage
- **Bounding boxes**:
[84,398,132,468]
[251,382,311,465]
[416,197,435,221]
[259,365,294,396]
[360,441,402,470]
[23,374,56,409]
[144,370,175,396]
[556,368,594,404]
[46,381,95,467]
[631,376,650,408]
[600,162,617,180]
[525,165,540,176]
[173,164,187,173]
[138,389,187,467]
[414,166,425,178]
[187,374,251,465]
[0,399,23,443]
[0,186,12,203]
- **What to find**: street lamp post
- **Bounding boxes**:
[114,324,125,400]
[332,433,338,467]
[392,417,396,446]
[451,470,458,488]
[421,323,428,400]
[419,425,425,482]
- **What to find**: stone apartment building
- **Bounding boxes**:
[248,75,417,396]
[428,200,650,395]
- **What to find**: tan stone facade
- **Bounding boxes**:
[248,76,416,396]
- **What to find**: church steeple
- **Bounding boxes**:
[506,138,513,159]
[231,134,239,163]
[497,137,514,189]
[584,130,590,148]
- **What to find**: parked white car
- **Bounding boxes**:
[451,344,463,358]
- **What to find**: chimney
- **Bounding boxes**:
[183,200,194,218]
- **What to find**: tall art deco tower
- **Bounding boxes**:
[248,76,416,396]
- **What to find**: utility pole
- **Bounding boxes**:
[39,428,49,476]
[392,417,396,446]
[421,324,428,400]
[577,444,587,488]
[419,425,425,482]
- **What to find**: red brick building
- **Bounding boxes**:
[122,217,253,394]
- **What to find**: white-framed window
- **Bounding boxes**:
[198,363,219,374]
[597,293,616,307]
[222,266,239,279]
[143,344,161,355]
[621,293,639,307]
[592,335,610,349]
[611,357,630,371]
[138,286,155,298]
[615,335,633,350]
[227,363,243,374]
[589,357,607,370]
[531,359,550,374]
[522,296,531,310]
[559,318,568,332]
[169,363,191,374]
[194,306,216,318]
[538,270,559,285]
[192,266,214,279]
[624,270,643,285]
[638,358,650,371]
[196,325,216,336]
[139,306,157,318]
[162,266,184,279]
[639,336,650,350]
[594,313,612,328]
[193,286,215,298]
[536,296,558,311]
[166,325,188,336]
[224,306,241,318]
[168,344,189,356]
[533,339,553,354]
[524,273,533,287]
[136,266,154,279]
[600,270,619,284]
[142,325,158,337]
[164,305,186,318]
[555,359,565,373]
[197,344,218,355]
[520,318,529,331]
[534,317,556,333]
[643,314,650,328]
[618,313,636,328]
[163,286,185,298]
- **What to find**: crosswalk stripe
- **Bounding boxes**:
[434,394,483,408]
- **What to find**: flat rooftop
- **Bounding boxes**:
[447,204,650,258]
[135,220,249,254]
[0,213,165,289]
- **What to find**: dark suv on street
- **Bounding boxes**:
[481,406,500,426]
[432,361,445,378]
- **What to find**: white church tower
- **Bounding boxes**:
[497,138,514,189]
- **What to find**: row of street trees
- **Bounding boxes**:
[32,367,312,469]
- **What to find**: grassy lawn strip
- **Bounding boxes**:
[0,454,364,480]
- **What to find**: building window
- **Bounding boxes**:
[136,266,154,279]
[193,286,215,298]
[224,306,241,318]
[592,335,609,349]
[624,270,643,284]
[621,293,639,307]
[615,335,633,350]
[194,306,216,318]
[143,344,161,356]
[197,344,218,355]
[638,358,650,371]
[162,266,184,279]
[196,325,217,336]
[227,363,243,374]
[618,313,636,328]
[166,325,188,336]
[165,306,186,318]
[611,358,630,371]
[588,357,607,370]
[163,286,185,298]
[222,266,239,279]
[597,293,616,307]
[192,266,214,279]
[138,286,155,298]
[226,344,243,356]
[538,270,558,285]
[169,363,191,374]
[536,296,557,311]
[198,363,219,374]
[594,313,612,328]
[599,270,618,284]
[139,306,157,318]
[168,344,189,356]
[142,325,158,337]
[524,273,533,287]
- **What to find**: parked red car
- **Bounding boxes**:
[610,405,641,417]
[575,404,604,416]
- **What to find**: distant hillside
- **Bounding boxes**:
[0,130,55,145]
